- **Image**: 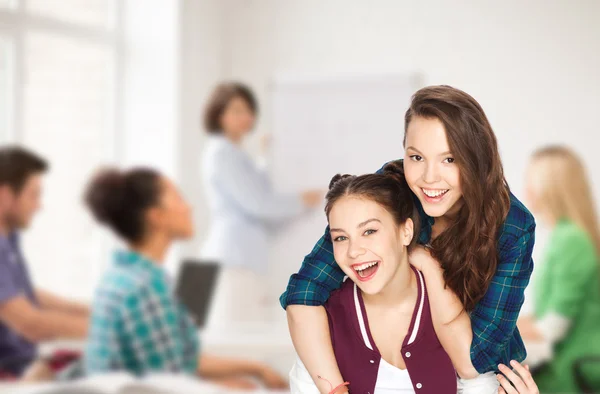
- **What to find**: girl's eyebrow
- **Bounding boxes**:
[406,146,452,157]
[330,218,381,233]
[358,218,381,228]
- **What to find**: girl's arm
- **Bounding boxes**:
[412,220,535,376]
[411,246,479,379]
[287,305,348,393]
[281,226,348,393]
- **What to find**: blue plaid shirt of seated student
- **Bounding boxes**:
[84,250,199,376]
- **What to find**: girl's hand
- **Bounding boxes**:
[211,376,258,390]
[408,245,437,272]
[497,361,539,394]
[256,364,289,389]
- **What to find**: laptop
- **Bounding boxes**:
[174,259,221,329]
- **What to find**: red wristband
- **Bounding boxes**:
[329,381,350,394]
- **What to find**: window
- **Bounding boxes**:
[1,1,119,300]
[0,36,11,141]
[0,0,16,10]
[22,31,116,299]
[26,0,114,28]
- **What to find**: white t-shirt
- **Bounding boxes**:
[375,358,415,393]
[289,357,415,394]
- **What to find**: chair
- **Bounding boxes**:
[573,356,600,393]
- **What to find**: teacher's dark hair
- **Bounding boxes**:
[203,82,258,134]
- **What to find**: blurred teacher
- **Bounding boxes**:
[200,82,322,326]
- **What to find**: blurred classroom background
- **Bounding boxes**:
[0,0,599,393]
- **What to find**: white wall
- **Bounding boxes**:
[121,0,180,179]
[216,0,600,203]
[98,0,226,273]
[118,0,183,274]
[177,0,224,261]
[117,0,225,272]
[177,0,600,308]
[182,0,600,302]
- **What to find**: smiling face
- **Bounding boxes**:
[403,116,463,219]
[328,196,413,296]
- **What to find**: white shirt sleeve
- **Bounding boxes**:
[535,312,572,344]
[213,148,306,223]
[289,358,321,394]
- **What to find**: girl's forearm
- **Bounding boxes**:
[287,305,348,393]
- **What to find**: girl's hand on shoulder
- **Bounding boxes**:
[408,245,438,272]
[497,361,539,394]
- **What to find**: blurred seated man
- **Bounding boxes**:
[0,146,89,380]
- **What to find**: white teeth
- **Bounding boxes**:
[355,261,378,271]
[422,188,449,198]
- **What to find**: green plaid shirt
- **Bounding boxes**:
[85,250,199,376]
[280,159,536,374]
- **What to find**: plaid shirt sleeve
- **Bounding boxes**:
[279,226,347,307]
[120,285,198,375]
[279,160,398,308]
[470,206,536,373]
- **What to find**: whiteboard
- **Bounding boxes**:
[267,73,422,304]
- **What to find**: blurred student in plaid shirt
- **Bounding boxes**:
[83,167,287,390]
[280,86,536,393]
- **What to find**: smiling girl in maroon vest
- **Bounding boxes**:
[289,163,539,394]
[288,161,545,393]
[290,162,460,393]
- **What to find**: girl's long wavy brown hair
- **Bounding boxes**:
[405,86,511,311]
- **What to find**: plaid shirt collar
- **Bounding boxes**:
[113,249,163,276]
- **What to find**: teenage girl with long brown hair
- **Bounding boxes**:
[281,85,537,393]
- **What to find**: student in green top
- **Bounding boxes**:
[518,146,600,392]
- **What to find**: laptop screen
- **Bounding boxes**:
[174,260,220,328]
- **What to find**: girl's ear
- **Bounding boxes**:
[401,218,414,246]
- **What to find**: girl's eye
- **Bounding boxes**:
[443,157,455,164]
[333,236,347,242]
[364,229,377,236]
[409,155,423,162]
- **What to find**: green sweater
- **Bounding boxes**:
[533,219,600,392]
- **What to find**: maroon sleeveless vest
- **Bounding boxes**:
[324,266,458,393]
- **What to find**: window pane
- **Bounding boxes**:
[0,0,17,9]
[22,32,115,300]
[0,36,11,142]
[26,0,114,28]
